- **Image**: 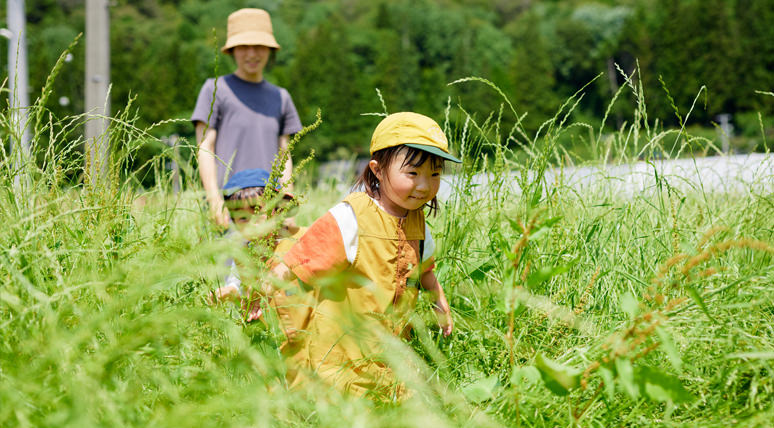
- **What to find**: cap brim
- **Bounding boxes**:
[403,143,462,163]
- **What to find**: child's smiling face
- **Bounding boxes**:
[370,148,442,217]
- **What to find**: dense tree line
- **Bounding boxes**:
[3,0,774,163]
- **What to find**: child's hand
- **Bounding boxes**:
[434,303,453,337]
[281,217,300,235]
[420,271,453,336]
[240,263,293,323]
[242,294,263,322]
[207,284,240,305]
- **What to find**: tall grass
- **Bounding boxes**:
[2,53,774,427]
[434,71,774,426]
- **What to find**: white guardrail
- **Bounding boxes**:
[437,153,774,200]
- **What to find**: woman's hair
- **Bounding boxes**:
[354,145,444,215]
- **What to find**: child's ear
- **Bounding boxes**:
[369,160,382,181]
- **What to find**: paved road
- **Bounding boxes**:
[438,153,774,200]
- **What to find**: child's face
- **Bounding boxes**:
[230,197,295,242]
[230,204,268,240]
[370,149,442,216]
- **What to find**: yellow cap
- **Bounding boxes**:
[370,112,461,163]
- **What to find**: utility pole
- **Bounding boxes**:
[5,0,31,163]
[716,114,734,154]
[85,0,110,183]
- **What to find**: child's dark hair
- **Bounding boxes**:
[225,186,294,217]
[225,186,264,202]
[354,145,443,215]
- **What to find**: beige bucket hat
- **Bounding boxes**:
[221,8,280,53]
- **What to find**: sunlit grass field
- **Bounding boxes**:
[2,64,774,427]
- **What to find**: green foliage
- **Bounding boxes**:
[286,14,370,158]
[504,11,559,135]
[10,0,774,168]
[462,375,499,403]
[534,354,581,395]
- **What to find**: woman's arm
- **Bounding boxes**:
[196,121,229,228]
[420,269,453,336]
[278,134,293,191]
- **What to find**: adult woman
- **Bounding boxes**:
[192,8,302,227]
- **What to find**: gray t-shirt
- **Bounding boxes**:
[191,74,303,187]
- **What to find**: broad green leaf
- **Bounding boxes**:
[636,366,694,403]
[620,292,639,318]
[506,218,524,234]
[655,326,682,371]
[535,353,581,396]
[504,247,520,262]
[525,216,564,242]
[599,365,616,401]
[467,259,496,282]
[615,358,638,399]
[529,187,542,208]
[539,216,563,229]
[511,365,542,386]
[462,375,499,403]
[507,216,561,243]
[526,264,570,288]
[528,225,551,241]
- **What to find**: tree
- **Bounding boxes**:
[286,14,370,159]
[649,0,740,124]
[735,0,774,114]
[506,12,559,136]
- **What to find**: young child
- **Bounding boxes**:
[208,168,302,306]
[255,112,458,398]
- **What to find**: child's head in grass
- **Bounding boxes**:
[355,112,461,216]
[223,168,294,240]
[209,169,295,304]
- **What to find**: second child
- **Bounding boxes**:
[209,168,302,310]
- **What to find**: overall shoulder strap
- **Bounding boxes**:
[342,192,369,212]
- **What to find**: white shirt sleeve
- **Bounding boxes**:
[423,222,435,262]
[329,201,435,264]
[329,202,358,264]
